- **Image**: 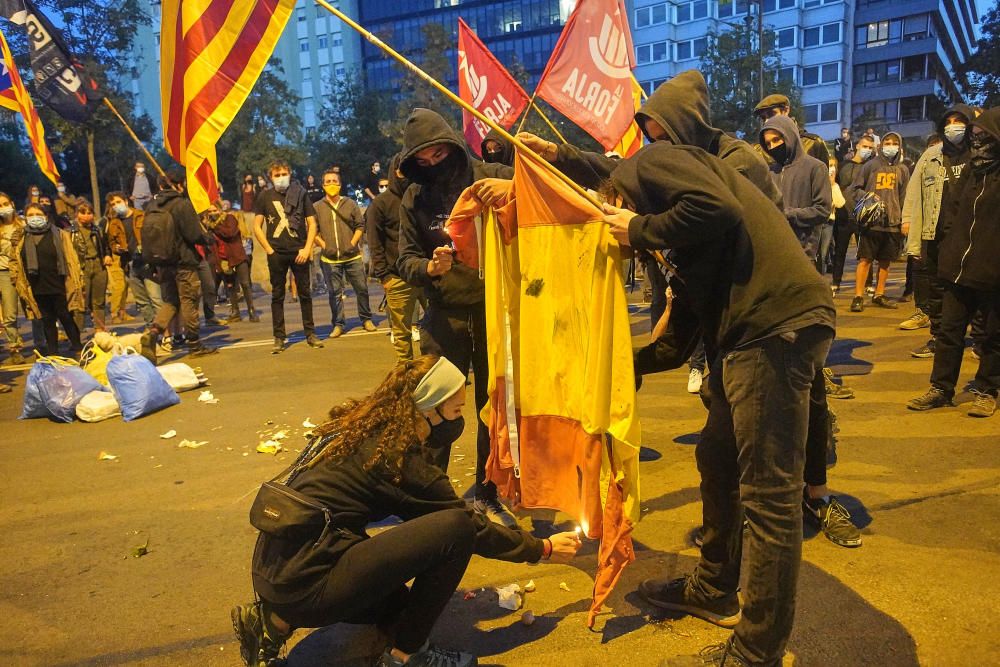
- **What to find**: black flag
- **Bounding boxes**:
[0,0,102,122]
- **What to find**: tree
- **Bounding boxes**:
[700,18,803,139]
[956,1,1000,107]
[0,112,48,200]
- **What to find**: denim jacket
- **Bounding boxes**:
[902,144,944,256]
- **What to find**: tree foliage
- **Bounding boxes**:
[956,1,1000,108]
[700,19,803,139]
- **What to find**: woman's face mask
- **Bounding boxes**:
[426,413,465,452]
[0,206,14,221]
[25,215,48,231]
[113,203,128,217]
[30,189,39,198]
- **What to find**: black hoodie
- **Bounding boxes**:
[147,188,204,269]
[396,108,512,308]
[935,103,976,240]
[937,107,1000,291]
[366,153,410,282]
[635,70,783,208]
[759,114,831,229]
[480,128,515,167]
[847,131,910,232]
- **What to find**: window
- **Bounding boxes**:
[717,0,749,18]
[776,27,795,49]
[318,35,328,48]
[804,0,838,7]
[903,14,931,41]
[636,4,668,27]
[804,22,840,47]
[301,81,313,98]
[900,95,927,121]
[778,66,795,83]
[299,39,309,52]
[901,55,926,81]
[856,18,903,48]
[653,4,667,23]
[803,101,839,124]
[332,36,342,47]
[762,0,795,12]
[676,37,708,60]
[676,1,708,22]
[802,63,839,86]
[852,100,899,123]
[637,40,670,64]
[297,7,305,22]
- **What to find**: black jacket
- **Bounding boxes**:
[637,70,782,208]
[150,189,204,269]
[935,103,976,240]
[252,436,544,604]
[759,114,832,229]
[396,108,512,308]
[847,132,910,232]
[366,154,410,282]
[938,107,1000,291]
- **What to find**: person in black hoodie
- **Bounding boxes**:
[831,134,876,295]
[396,108,516,526]
[140,172,217,361]
[847,131,910,311]
[368,154,425,362]
[232,355,581,667]
[540,136,833,664]
[753,94,831,166]
[908,107,1000,418]
[480,128,515,167]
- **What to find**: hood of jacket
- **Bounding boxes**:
[481,127,515,166]
[880,132,904,164]
[635,70,722,152]
[398,108,473,188]
[970,105,1000,145]
[937,103,977,157]
[387,153,410,198]
[759,114,804,167]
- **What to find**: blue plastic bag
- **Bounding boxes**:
[106,352,180,421]
[20,359,59,419]
[39,365,105,422]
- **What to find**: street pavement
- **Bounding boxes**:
[1,275,997,667]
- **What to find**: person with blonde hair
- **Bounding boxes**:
[0,191,26,366]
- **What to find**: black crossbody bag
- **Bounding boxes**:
[249,434,335,548]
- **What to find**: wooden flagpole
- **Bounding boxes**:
[102,98,171,184]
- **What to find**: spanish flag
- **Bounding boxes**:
[160,0,295,212]
[612,75,644,158]
[0,26,60,185]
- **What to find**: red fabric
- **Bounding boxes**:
[457,19,530,157]
[589,443,635,627]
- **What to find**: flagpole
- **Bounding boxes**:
[529,101,568,144]
[315,0,604,212]
[515,92,538,134]
[102,98,171,184]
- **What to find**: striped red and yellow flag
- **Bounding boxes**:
[160,0,295,212]
[0,26,60,185]
[612,75,644,158]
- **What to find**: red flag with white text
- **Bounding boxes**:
[535,0,635,150]
[457,18,530,157]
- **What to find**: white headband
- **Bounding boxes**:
[412,357,466,411]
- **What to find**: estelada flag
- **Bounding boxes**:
[535,0,636,151]
[457,18,529,157]
[161,0,295,212]
[446,149,641,628]
[611,75,644,158]
[0,26,59,184]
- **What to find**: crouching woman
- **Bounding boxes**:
[233,355,581,667]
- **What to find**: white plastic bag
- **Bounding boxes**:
[76,390,122,422]
[156,363,202,392]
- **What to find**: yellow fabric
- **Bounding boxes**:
[612,75,645,158]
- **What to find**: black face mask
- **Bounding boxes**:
[969,134,1000,174]
[484,149,504,164]
[767,143,789,166]
[408,148,465,187]
[426,412,465,451]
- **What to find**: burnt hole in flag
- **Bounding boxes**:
[525,278,545,297]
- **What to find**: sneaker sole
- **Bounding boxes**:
[230,607,255,667]
[968,409,995,418]
[906,401,951,411]
[825,532,863,548]
[638,588,741,628]
[910,352,934,359]
[898,322,929,330]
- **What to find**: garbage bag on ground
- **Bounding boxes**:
[76,390,122,422]
[20,356,101,421]
[80,340,115,386]
[156,363,205,392]
[106,351,180,421]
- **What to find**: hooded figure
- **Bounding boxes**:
[758,114,832,259]
[367,153,412,285]
[480,128,515,167]
[847,131,910,232]
[934,103,977,241]
[635,70,782,208]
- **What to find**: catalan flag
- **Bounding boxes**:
[0,26,59,184]
[160,0,295,212]
[611,75,644,158]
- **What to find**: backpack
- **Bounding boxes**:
[141,201,180,265]
[853,191,887,230]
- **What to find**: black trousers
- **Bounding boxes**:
[913,239,946,338]
[804,369,829,488]
[267,252,314,339]
[35,292,82,355]
[223,262,254,316]
[694,325,832,664]
[268,509,475,654]
[930,283,1000,397]
[830,216,857,288]
[419,303,496,500]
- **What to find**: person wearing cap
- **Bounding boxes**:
[753,94,831,166]
[232,355,582,667]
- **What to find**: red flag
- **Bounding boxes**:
[535,0,636,151]
[457,18,530,157]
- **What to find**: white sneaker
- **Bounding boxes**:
[687,368,703,394]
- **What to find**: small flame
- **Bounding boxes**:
[579,519,589,537]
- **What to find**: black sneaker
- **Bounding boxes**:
[638,575,741,628]
[272,338,284,355]
[871,294,898,309]
[306,334,324,348]
[375,644,477,667]
[910,339,936,358]
[231,602,288,667]
[804,491,862,548]
[659,640,797,667]
[849,296,864,312]
[471,496,517,528]
[907,387,953,411]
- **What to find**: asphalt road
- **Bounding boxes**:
[1,276,997,667]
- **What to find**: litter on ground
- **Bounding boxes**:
[159,430,177,439]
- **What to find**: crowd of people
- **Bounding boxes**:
[1,67,997,667]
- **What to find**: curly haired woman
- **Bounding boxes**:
[232,355,581,667]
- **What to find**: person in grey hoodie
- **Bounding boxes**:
[759,114,833,261]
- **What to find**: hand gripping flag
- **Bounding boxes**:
[457,19,530,157]
[446,149,641,628]
[0,26,59,184]
[535,0,636,151]
[161,0,295,212]
[0,0,102,122]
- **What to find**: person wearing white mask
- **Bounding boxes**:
[53,181,78,218]
[831,134,877,296]
[130,162,154,210]
[14,203,83,356]
[0,192,27,366]
[105,191,163,328]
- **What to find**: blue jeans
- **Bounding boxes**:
[128,263,162,327]
[321,258,371,328]
[816,222,834,274]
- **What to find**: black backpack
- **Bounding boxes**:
[141,201,180,265]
